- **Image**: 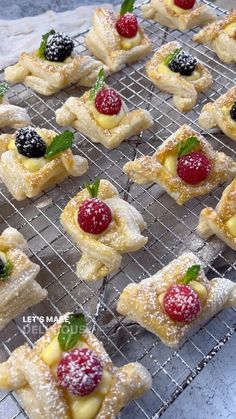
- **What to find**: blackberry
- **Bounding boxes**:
[0,258,4,275]
[230,102,236,122]
[15,128,47,158]
[45,32,74,62]
[168,51,197,76]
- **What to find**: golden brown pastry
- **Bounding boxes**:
[197,178,236,250]
[123,124,236,204]
[117,252,236,347]
[193,9,236,64]
[61,179,148,281]
[0,227,47,331]
[0,312,152,418]
[146,41,213,112]
[0,83,31,128]
[0,127,88,200]
[198,85,236,141]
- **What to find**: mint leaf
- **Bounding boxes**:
[0,260,13,281]
[163,48,182,66]
[120,0,135,16]
[37,29,56,59]
[58,313,86,351]
[89,68,106,101]
[45,130,74,159]
[182,265,201,285]
[85,179,100,198]
[0,83,9,99]
[177,136,200,157]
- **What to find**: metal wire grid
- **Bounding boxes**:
[0,1,236,418]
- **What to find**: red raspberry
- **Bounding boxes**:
[173,0,195,9]
[57,348,103,396]
[163,284,201,323]
[116,13,138,38]
[95,88,122,115]
[78,198,112,234]
[177,151,211,185]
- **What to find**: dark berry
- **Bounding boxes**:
[45,32,74,62]
[163,284,201,323]
[78,198,112,234]
[168,51,197,76]
[116,13,138,38]
[230,102,236,122]
[174,0,195,9]
[15,127,47,158]
[177,151,211,185]
[0,258,4,275]
[95,88,122,115]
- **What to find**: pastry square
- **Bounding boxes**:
[146,41,213,112]
[85,8,152,72]
[0,313,152,418]
[141,0,216,31]
[123,124,236,205]
[0,227,47,331]
[198,86,236,141]
[0,127,88,200]
[61,179,148,281]
[197,178,236,251]
[193,9,236,64]
[117,252,236,347]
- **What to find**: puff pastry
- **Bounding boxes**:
[0,96,31,129]
[146,41,213,112]
[0,127,88,200]
[0,227,47,331]
[117,252,236,348]
[141,0,216,31]
[123,124,236,205]
[61,179,148,281]
[198,85,236,141]
[0,314,152,419]
[85,8,152,72]
[197,178,236,250]
[193,9,236,64]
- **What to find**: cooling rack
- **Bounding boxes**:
[0,1,236,418]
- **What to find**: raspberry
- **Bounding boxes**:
[95,88,122,115]
[45,32,74,62]
[78,198,112,234]
[163,284,201,323]
[173,0,195,10]
[116,13,138,38]
[15,127,47,158]
[177,151,211,185]
[57,348,103,396]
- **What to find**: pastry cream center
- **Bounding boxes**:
[164,0,190,15]
[120,31,141,50]
[157,62,200,81]
[163,153,177,176]
[90,104,125,129]
[222,105,236,129]
[225,214,236,237]
[224,22,236,38]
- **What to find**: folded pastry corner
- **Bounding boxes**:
[193,9,236,64]
[60,179,148,281]
[0,83,31,128]
[141,0,216,31]
[0,313,152,418]
[146,41,213,112]
[123,124,236,205]
[0,227,47,331]
[197,178,236,250]
[117,252,236,347]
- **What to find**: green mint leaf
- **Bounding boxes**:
[177,136,200,157]
[163,48,182,66]
[45,130,74,159]
[89,68,106,101]
[37,29,56,59]
[0,83,9,99]
[120,0,135,16]
[0,260,13,281]
[182,265,201,285]
[85,179,100,198]
[58,313,86,351]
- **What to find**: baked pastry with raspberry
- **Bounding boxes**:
[0,312,152,418]
[0,127,88,200]
[197,178,236,251]
[146,41,212,112]
[123,124,236,204]
[117,252,236,347]
[0,227,47,331]
[141,0,216,31]
[61,179,148,281]
[198,86,236,141]
[56,68,153,149]
[193,9,236,64]
[4,30,107,96]
[0,82,31,128]
[85,0,152,72]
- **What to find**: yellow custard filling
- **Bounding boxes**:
[225,214,236,237]
[222,105,236,128]
[163,153,177,176]
[224,22,236,37]
[0,251,7,264]
[157,62,200,81]
[164,0,190,15]
[90,104,125,129]
[120,31,141,50]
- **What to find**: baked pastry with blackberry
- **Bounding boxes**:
[0,82,30,128]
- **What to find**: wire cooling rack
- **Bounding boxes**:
[0,1,236,418]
